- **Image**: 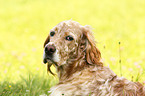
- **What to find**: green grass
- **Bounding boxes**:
[0,74,56,96]
[0,0,145,95]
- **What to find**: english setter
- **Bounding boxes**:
[43,20,145,96]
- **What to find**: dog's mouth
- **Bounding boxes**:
[43,57,58,75]
[43,57,58,66]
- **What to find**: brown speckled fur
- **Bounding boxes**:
[43,20,145,96]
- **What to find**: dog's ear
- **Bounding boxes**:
[82,26,103,66]
[43,35,50,47]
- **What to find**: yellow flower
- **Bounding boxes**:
[9,85,11,88]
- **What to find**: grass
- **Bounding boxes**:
[0,74,53,96]
[0,0,145,95]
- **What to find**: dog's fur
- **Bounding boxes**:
[43,20,145,96]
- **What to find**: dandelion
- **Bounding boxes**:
[9,85,11,88]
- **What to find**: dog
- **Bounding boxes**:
[43,20,145,96]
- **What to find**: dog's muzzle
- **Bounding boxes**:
[43,45,56,64]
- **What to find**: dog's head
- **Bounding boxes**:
[43,20,103,75]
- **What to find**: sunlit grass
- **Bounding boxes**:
[0,0,145,95]
[0,74,57,96]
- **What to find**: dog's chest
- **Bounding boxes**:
[49,73,109,95]
[49,67,117,96]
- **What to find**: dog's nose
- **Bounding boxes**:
[45,45,56,55]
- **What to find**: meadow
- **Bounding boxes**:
[0,0,145,95]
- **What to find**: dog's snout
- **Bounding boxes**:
[45,45,56,55]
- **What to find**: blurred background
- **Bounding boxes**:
[0,0,145,95]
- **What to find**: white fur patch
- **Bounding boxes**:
[53,49,60,63]
[49,86,62,96]
[43,50,46,61]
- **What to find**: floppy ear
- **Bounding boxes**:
[43,35,55,75]
[82,26,103,66]
[43,35,50,47]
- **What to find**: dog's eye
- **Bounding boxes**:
[65,35,74,41]
[50,31,55,37]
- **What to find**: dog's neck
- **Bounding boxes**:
[56,55,88,82]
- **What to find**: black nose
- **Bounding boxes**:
[45,45,56,55]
